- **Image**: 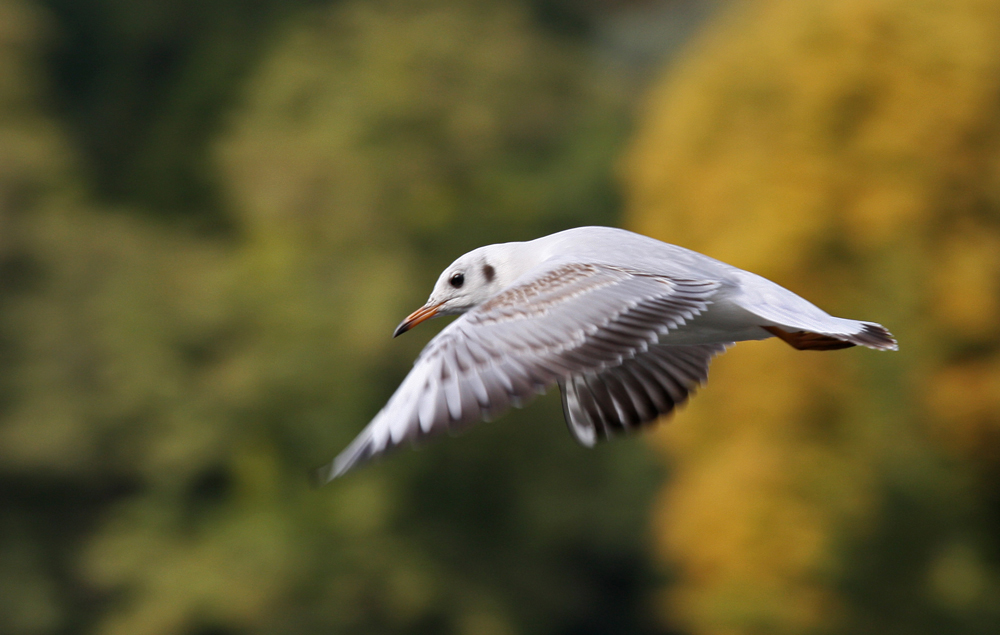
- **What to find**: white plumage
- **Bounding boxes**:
[314,227,896,483]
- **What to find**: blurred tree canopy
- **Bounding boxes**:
[5,0,1000,634]
[0,0,674,633]
[35,0,644,226]
[625,0,1000,633]
[40,0,306,225]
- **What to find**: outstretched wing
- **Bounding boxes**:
[314,261,721,483]
[559,342,730,447]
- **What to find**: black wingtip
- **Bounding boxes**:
[859,323,899,351]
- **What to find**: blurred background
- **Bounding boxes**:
[2,0,999,633]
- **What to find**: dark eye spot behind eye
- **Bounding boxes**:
[450,273,464,288]
[482,264,495,282]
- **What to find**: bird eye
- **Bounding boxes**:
[449,273,465,288]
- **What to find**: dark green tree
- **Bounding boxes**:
[1,0,677,633]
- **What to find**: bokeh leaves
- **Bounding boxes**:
[1,0,661,634]
[626,0,1000,633]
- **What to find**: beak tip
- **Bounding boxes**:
[393,303,441,338]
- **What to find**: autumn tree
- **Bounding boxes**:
[625,1,1000,633]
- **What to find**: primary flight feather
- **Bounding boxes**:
[314,227,896,484]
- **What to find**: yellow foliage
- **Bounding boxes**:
[926,362,1000,461]
[625,0,1000,632]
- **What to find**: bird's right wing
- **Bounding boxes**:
[314,261,720,483]
[559,342,731,447]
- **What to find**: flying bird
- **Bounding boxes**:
[314,227,896,483]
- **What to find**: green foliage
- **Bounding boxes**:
[39,0,309,222]
[0,0,665,634]
[625,0,1000,633]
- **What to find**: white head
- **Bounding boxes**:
[393,242,532,337]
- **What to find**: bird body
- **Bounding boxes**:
[314,227,896,484]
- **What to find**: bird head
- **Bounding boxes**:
[393,242,532,337]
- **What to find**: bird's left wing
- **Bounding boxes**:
[314,261,720,483]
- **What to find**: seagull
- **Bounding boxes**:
[314,226,896,483]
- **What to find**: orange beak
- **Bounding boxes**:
[393,302,443,338]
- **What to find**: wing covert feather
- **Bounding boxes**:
[314,262,720,483]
